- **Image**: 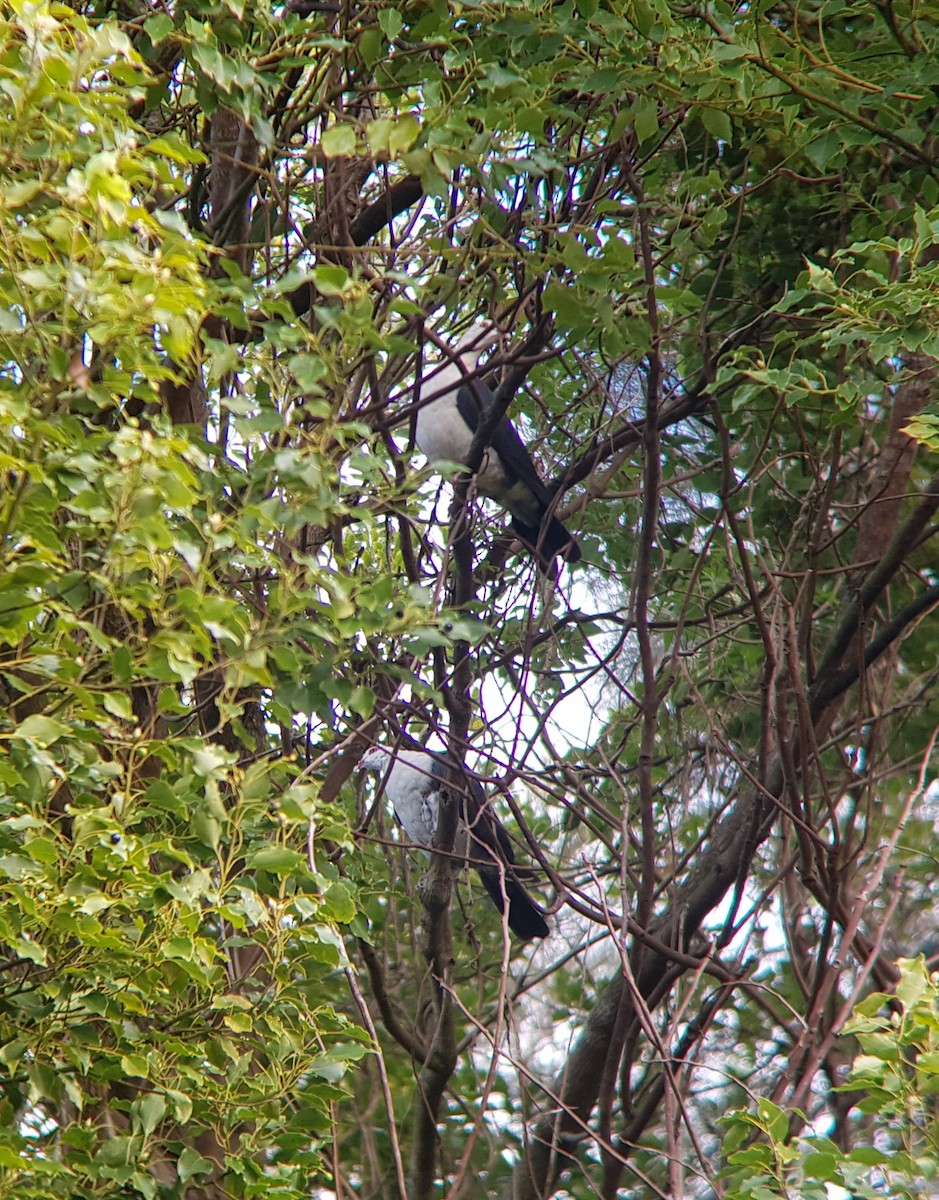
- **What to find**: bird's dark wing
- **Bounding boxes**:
[428,752,453,793]
[428,754,510,859]
[454,380,580,566]
[433,754,549,940]
[454,380,553,506]
[461,774,517,866]
[476,871,550,940]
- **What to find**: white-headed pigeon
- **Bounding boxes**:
[416,324,581,571]
[359,745,549,940]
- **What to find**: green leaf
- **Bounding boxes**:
[388,113,420,155]
[357,28,383,67]
[13,937,47,965]
[701,106,733,143]
[631,96,659,143]
[13,714,70,745]
[24,837,58,864]
[120,1055,151,1079]
[3,180,43,208]
[144,13,174,44]
[321,125,357,157]
[132,1092,166,1136]
[378,7,403,38]
[94,1134,143,1167]
[895,958,929,1011]
[289,354,328,391]
[191,746,235,779]
[178,1147,214,1183]
[323,880,357,923]
[248,846,306,875]
[313,264,352,295]
[222,1010,253,1032]
[102,692,133,720]
[802,1151,839,1180]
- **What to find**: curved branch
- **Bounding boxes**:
[811,578,939,712]
[286,174,424,318]
[510,456,939,1200]
[810,469,939,710]
[356,938,428,1062]
[349,174,424,246]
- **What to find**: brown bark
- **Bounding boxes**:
[852,354,934,570]
[507,455,939,1200]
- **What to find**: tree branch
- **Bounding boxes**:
[509,453,939,1200]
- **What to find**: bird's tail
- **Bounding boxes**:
[512,515,581,573]
[477,869,550,940]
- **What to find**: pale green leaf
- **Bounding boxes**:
[321,124,357,157]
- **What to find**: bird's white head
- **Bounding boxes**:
[452,321,503,370]
[359,746,392,773]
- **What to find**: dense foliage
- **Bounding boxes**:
[1,0,939,1197]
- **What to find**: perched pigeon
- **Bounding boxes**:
[359,745,549,940]
[416,324,581,571]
